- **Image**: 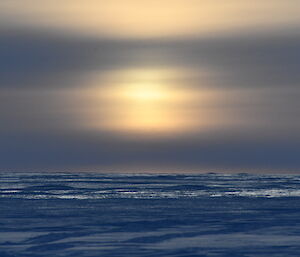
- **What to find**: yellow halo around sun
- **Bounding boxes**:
[70,68,223,136]
[103,77,182,133]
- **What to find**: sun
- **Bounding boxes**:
[122,82,168,102]
[111,77,177,132]
[116,76,173,105]
[72,68,219,136]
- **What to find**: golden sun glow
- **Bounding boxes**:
[98,69,186,133]
[115,82,176,132]
[70,68,225,136]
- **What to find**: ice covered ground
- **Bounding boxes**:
[0,172,299,256]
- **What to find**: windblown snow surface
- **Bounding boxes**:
[0,173,299,256]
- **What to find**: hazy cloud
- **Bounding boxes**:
[0,26,299,172]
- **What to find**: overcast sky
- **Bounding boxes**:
[0,1,299,173]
